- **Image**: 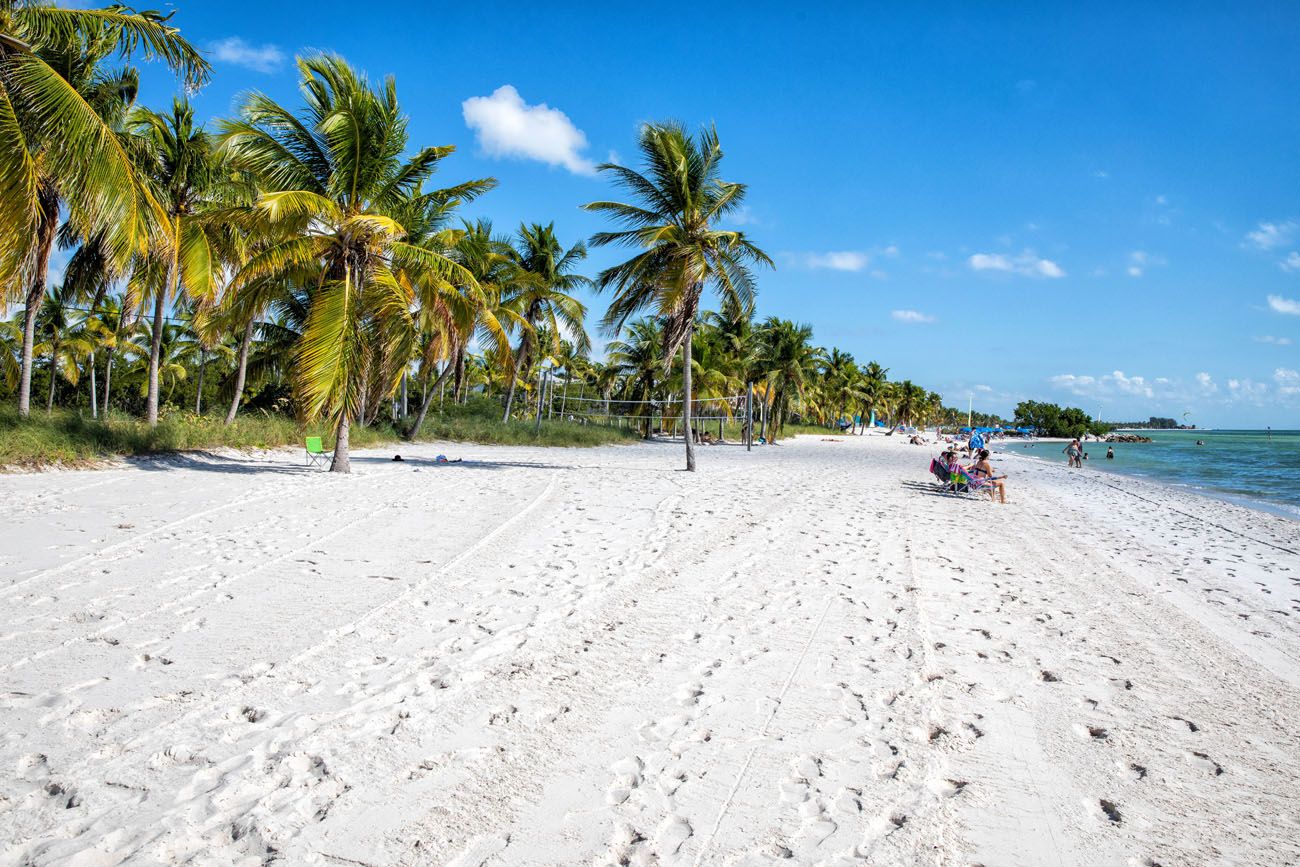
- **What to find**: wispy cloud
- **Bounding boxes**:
[1244,219,1298,251]
[1255,335,1293,346]
[1196,371,1218,393]
[1050,370,1155,399]
[891,309,934,324]
[462,85,595,175]
[208,37,284,73]
[1267,294,1300,315]
[1277,368,1300,396]
[1280,251,1300,272]
[969,251,1065,278]
[1126,250,1166,277]
[789,251,870,271]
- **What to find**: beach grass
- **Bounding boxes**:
[0,398,641,470]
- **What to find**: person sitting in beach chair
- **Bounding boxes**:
[305,436,333,469]
[969,448,1007,503]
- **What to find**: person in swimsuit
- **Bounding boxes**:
[971,448,1008,503]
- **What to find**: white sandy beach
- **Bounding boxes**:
[2,434,1298,866]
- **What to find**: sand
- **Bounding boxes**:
[1,434,1298,866]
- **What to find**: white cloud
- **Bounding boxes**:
[462,85,595,175]
[1126,250,1166,277]
[209,37,284,73]
[1195,371,1218,393]
[1093,169,1109,179]
[891,309,934,324]
[1050,370,1154,399]
[800,251,869,271]
[881,244,900,257]
[727,206,758,226]
[1276,368,1300,395]
[1245,220,1299,251]
[1267,294,1300,315]
[974,384,993,393]
[1281,251,1300,272]
[1255,335,1293,346]
[969,251,1065,278]
[1227,377,1269,401]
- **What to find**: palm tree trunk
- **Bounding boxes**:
[45,336,59,412]
[400,372,408,418]
[330,413,351,473]
[683,321,696,472]
[195,349,205,414]
[501,346,520,423]
[102,350,114,414]
[225,318,254,425]
[89,352,98,419]
[146,249,177,426]
[17,188,58,418]
[405,362,453,441]
[561,373,570,417]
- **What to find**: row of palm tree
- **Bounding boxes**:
[2,2,957,473]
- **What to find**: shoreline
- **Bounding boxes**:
[992,439,1300,525]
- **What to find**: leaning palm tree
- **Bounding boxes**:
[1,2,208,416]
[584,122,771,471]
[221,54,493,472]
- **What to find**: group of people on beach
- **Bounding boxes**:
[932,432,1008,504]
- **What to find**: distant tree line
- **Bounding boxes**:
[1012,400,1110,438]
[1107,416,1196,430]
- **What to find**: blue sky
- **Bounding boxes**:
[119,1,1300,427]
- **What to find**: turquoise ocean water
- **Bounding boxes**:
[996,429,1300,520]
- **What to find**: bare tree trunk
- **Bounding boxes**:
[683,320,696,472]
[330,413,351,473]
[560,373,570,417]
[146,253,176,426]
[224,318,254,425]
[195,349,205,414]
[45,336,59,412]
[400,372,408,418]
[501,346,520,423]
[89,352,98,419]
[17,188,58,418]
[102,350,114,414]
[405,363,453,441]
[452,347,466,402]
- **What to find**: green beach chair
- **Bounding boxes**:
[305,436,332,468]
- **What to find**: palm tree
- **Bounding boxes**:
[820,347,859,430]
[1,2,208,417]
[500,222,590,422]
[855,361,889,433]
[221,54,492,472]
[756,318,820,438]
[605,318,663,437]
[127,97,235,425]
[33,284,93,411]
[402,218,510,439]
[584,122,771,471]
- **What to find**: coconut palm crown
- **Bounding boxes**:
[583,121,771,470]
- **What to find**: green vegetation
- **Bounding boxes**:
[0,398,639,469]
[2,5,963,473]
[1012,400,1110,438]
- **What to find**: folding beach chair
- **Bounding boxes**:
[305,436,332,468]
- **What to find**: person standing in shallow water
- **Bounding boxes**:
[1063,439,1082,468]
[1106,446,1114,460]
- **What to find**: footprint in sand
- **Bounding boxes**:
[606,756,644,805]
[656,815,692,855]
